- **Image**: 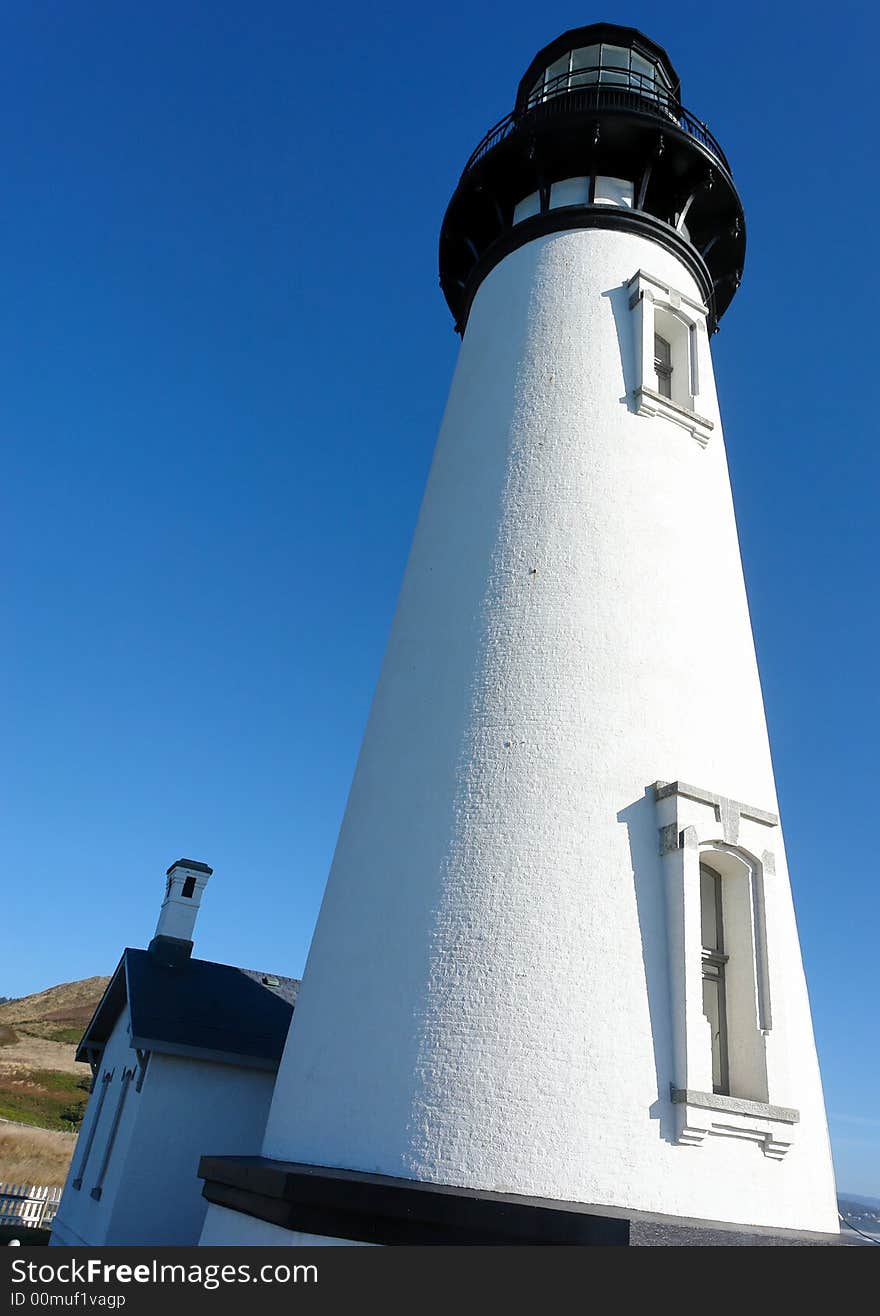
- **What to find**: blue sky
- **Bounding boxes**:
[2,2,877,1196]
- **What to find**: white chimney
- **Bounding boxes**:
[153,858,213,947]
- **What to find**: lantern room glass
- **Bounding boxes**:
[528,43,672,107]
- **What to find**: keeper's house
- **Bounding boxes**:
[50,860,297,1246]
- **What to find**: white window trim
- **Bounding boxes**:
[627,269,714,447]
[653,778,798,1159]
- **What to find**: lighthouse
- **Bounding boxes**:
[199,25,840,1244]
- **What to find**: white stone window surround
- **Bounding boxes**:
[627,269,714,447]
[653,779,799,1160]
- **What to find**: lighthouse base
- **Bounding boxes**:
[197,1157,843,1247]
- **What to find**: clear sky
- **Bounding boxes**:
[2,2,877,1196]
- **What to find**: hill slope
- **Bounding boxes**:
[0,975,110,1143]
[0,977,110,1043]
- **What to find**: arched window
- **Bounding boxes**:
[626,270,714,446]
[696,844,770,1104]
[657,781,798,1154]
[700,863,729,1094]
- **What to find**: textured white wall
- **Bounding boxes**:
[259,227,837,1234]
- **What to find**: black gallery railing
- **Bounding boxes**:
[460,68,730,180]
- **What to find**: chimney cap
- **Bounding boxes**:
[166,858,213,877]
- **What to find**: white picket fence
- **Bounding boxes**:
[0,1183,62,1230]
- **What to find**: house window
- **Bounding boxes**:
[700,864,730,1095]
[654,334,672,398]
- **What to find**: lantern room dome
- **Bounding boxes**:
[517,24,681,113]
[439,23,745,335]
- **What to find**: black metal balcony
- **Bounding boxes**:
[462,67,732,181]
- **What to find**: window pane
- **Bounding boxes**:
[631,52,654,80]
[545,53,570,97]
[652,61,673,109]
[600,44,629,86]
[570,45,600,87]
[654,334,673,400]
[513,190,541,225]
[700,865,720,950]
[702,974,725,1092]
[630,52,659,99]
[594,176,633,208]
[602,44,630,68]
[549,177,589,209]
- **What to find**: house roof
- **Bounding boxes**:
[77,948,299,1071]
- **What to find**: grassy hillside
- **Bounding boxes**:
[0,977,110,1044]
[0,975,109,1185]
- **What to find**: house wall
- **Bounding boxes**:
[105,1053,275,1245]
[51,1014,276,1246]
[50,1011,138,1246]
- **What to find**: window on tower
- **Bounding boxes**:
[658,783,800,1154]
[693,844,771,1106]
[700,864,730,1094]
[654,334,672,398]
[625,269,714,447]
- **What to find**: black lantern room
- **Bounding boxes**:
[439,24,745,334]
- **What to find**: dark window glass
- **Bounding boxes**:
[570,45,600,88]
[654,334,673,399]
[700,864,729,1094]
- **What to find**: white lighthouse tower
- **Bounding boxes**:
[200,25,840,1244]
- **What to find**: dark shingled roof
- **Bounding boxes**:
[77,949,299,1071]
